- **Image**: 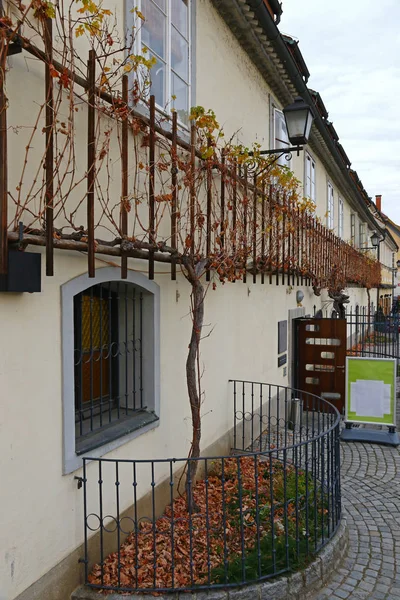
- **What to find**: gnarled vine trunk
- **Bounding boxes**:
[184,262,206,512]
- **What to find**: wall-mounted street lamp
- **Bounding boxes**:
[249,97,315,159]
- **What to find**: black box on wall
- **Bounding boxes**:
[0,251,41,293]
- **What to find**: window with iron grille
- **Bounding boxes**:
[61,270,160,473]
[73,281,157,454]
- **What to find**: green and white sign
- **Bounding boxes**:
[346,357,396,426]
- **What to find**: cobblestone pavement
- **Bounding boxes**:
[312,438,400,599]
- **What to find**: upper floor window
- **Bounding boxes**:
[338,197,344,239]
[359,222,366,249]
[137,0,191,125]
[273,108,291,167]
[327,182,334,230]
[305,153,316,202]
[350,214,358,247]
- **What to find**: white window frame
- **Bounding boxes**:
[327,182,334,230]
[359,221,366,248]
[338,196,344,239]
[61,267,160,474]
[131,0,192,127]
[351,213,356,246]
[273,107,291,168]
[305,152,316,202]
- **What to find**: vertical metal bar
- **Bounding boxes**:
[275,192,279,286]
[282,193,286,285]
[171,111,178,280]
[87,50,96,278]
[269,447,276,573]
[79,293,84,437]
[108,282,113,423]
[99,285,103,428]
[242,381,246,451]
[151,462,157,589]
[169,461,175,589]
[233,380,237,450]
[233,160,237,279]
[243,167,248,284]
[133,463,139,588]
[115,461,121,588]
[89,286,94,431]
[83,460,89,583]
[116,284,120,419]
[283,447,289,569]
[149,95,156,280]
[253,173,257,284]
[44,17,54,276]
[121,75,129,279]
[237,457,246,583]
[204,458,211,585]
[133,288,136,410]
[206,138,212,282]
[140,292,143,408]
[221,457,228,583]
[220,150,225,249]
[253,454,261,578]
[125,283,128,415]
[259,383,263,450]
[98,461,104,586]
[296,205,300,286]
[251,382,254,450]
[261,182,265,284]
[190,123,196,256]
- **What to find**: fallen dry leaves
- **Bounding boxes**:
[88,456,298,593]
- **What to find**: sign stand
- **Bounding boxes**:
[341,357,400,447]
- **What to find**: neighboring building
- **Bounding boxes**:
[0,1,391,599]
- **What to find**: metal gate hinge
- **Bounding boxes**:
[74,476,84,489]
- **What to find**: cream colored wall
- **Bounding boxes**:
[0,1,379,598]
[196,0,273,145]
[0,249,318,599]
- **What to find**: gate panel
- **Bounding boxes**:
[295,318,346,414]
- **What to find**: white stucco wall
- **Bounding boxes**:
[0,1,380,598]
[0,249,319,599]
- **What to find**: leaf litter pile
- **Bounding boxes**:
[89,456,327,592]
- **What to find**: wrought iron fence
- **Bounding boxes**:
[346,306,400,359]
[81,382,341,593]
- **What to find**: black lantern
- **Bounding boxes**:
[396,259,400,269]
[371,232,381,248]
[283,97,315,146]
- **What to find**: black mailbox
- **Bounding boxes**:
[0,251,42,293]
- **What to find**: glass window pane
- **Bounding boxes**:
[172,0,188,38]
[149,54,166,107]
[153,0,166,10]
[171,27,189,81]
[142,2,166,60]
[172,74,189,125]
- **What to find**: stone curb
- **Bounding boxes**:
[71,517,348,600]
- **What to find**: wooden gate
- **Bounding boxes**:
[295,317,347,414]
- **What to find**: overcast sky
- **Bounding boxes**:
[280,0,400,223]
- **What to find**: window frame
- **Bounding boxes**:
[351,213,356,246]
[273,106,292,168]
[304,151,316,203]
[327,181,334,230]
[338,196,344,239]
[62,267,160,474]
[128,0,195,129]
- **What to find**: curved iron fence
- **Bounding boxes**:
[81,382,341,593]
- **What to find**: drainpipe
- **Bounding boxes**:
[245,0,384,235]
